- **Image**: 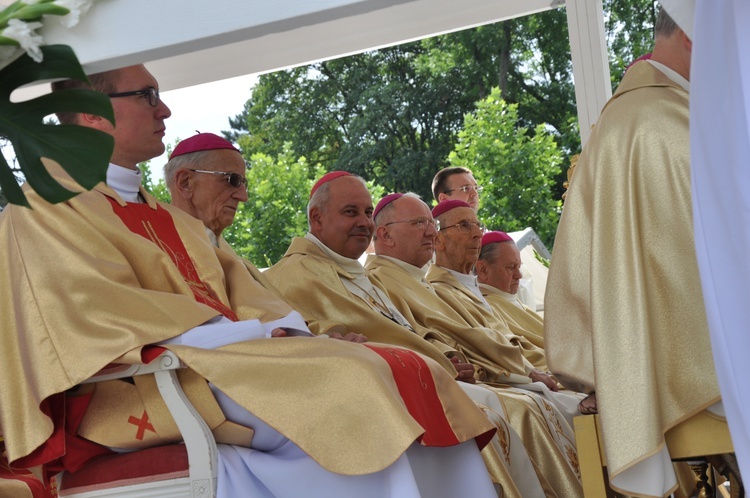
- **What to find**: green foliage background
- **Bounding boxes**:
[449,90,563,246]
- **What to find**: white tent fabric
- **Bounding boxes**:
[690,0,750,481]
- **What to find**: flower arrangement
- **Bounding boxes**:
[0,0,114,208]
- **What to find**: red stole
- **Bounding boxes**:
[364,345,461,447]
[107,198,238,321]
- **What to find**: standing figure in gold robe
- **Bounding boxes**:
[267,175,585,497]
[544,7,724,497]
[476,231,545,350]
[0,68,499,498]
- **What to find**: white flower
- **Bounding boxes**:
[50,0,94,28]
[1,18,43,62]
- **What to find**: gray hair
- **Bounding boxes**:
[373,192,423,241]
[163,149,218,191]
[307,174,368,230]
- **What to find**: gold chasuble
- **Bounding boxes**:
[366,255,529,384]
[545,61,722,497]
[480,283,545,350]
[426,265,547,371]
[266,237,458,373]
[0,164,494,480]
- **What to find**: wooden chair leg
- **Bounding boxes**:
[574,415,614,498]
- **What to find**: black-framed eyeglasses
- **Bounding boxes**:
[444,185,484,194]
[439,219,485,233]
[188,169,248,189]
[385,218,440,231]
[107,87,160,107]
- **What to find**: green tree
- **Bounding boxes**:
[139,161,171,202]
[449,89,563,246]
[227,1,657,203]
[225,143,319,267]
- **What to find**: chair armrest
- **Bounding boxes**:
[79,350,218,497]
[80,349,183,384]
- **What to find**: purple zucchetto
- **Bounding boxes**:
[170,132,239,159]
[481,231,513,247]
[431,200,471,218]
[310,171,352,199]
[373,193,405,219]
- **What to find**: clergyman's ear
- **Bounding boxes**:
[475,259,488,279]
[376,225,394,246]
[309,205,323,231]
[174,169,193,198]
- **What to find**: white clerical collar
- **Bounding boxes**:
[107,163,143,203]
[305,232,364,276]
[648,59,690,92]
[379,255,430,286]
[306,234,415,330]
[445,267,492,309]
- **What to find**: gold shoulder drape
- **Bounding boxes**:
[265,237,457,374]
[480,284,545,350]
[427,265,547,371]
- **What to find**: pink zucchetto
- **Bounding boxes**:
[310,171,352,198]
[169,132,239,159]
[481,231,513,247]
[373,193,404,219]
[431,200,471,218]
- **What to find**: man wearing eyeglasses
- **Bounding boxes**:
[164,132,249,244]
[0,66,502,498]
[431,166,483,211]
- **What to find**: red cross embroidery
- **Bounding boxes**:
[128,411,156,440]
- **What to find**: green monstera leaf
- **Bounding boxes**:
[0,44,114,207]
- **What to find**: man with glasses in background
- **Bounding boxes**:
[431,166,483,211]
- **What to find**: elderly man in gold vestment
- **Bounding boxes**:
[476,231,545,350]
[426,201,551,380]
[267,174,585,497]
[0,67,500,498]
[544,7,724,498]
